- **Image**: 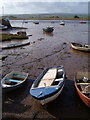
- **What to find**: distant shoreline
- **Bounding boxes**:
[9,17,89,21]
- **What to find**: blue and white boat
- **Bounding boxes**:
[30,65,66,105]
[1,71,28,92]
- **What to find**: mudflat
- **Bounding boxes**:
[1,20,90,119]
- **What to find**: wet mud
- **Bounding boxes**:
[1,20,90,119]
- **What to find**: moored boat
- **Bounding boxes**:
[33,22,39,24]
[74,72,90,107]
[60,20,65,25]
[43,26,54,33]
[79,21,87,24]
[0,24,8,30]
[30,65,66,105]
[2,41,30,49]
[1,71,28,92]
[71,42,90,52]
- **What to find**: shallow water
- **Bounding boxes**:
[1,20,89,80]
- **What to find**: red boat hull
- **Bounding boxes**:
[75,82,90,107]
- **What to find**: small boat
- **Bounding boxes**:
[33,22,39,24]
[60,20,65,25]
[0,24,8,30]
[79,21,87,24]
[43,26,54,33]
[71,42,90,52]
[2,42,30,49]
[74,72,90,107]
[1,71,28,92]
[30,65,66,105]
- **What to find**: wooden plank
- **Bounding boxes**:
[5,79,22,83]
[38,68,57,87]
[77,83,90,85]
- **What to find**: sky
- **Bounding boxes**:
[0,0,89,15]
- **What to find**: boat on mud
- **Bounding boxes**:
[1,71,28,92]
[74,72,90,107]
[43,26,54,33]
[30,65,66,105]
[71,42,90,52]
[2,41,30,49]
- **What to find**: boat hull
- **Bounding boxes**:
[1,71,28,92]
[30,65,66,105]
[43,28,54,32]
[2,82,25,92]
[40,83,64,105]
[71,42,90,52]
[2,42,30,49]
[75,82,90,107]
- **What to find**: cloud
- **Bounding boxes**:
[0,0,90,2]
[0,2,88,14]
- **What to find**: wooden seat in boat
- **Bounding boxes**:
[78,84,90,94]
[38,68,57,87]
[5,79,22,83]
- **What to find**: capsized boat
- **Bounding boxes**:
[30,65,66,105]
[1,71,28,92]
[74,72,90,107]
[43,26,54,33]
[71,42,90,52]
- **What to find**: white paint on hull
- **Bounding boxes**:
[40,84,64,105]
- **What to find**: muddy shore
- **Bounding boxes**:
[1,20,90,119]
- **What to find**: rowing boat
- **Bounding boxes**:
[74,72,90,107]
[71,42,90,52]
[30,65,66,105]
[2,42,30,49]
[1,71,28,92]
[43,26,54,33]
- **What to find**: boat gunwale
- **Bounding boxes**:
[74,72,90,107]
[31,65,64,89]
[30,65,65,100]
[1,71,28,88]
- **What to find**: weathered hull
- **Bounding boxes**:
[75,82,90,107]
[71,43,90,52]
[43,28,54,32]
[2,42,30,49]
[1,71,28,92]
[2,81,25,92]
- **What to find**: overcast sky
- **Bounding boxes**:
[0,0,89,15]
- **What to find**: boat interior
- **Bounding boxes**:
[2,73,26,86]
[72,43,90,48]
[36,68,64,88]
[76,72,90,98]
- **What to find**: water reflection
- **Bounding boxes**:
[43,31,54,36]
